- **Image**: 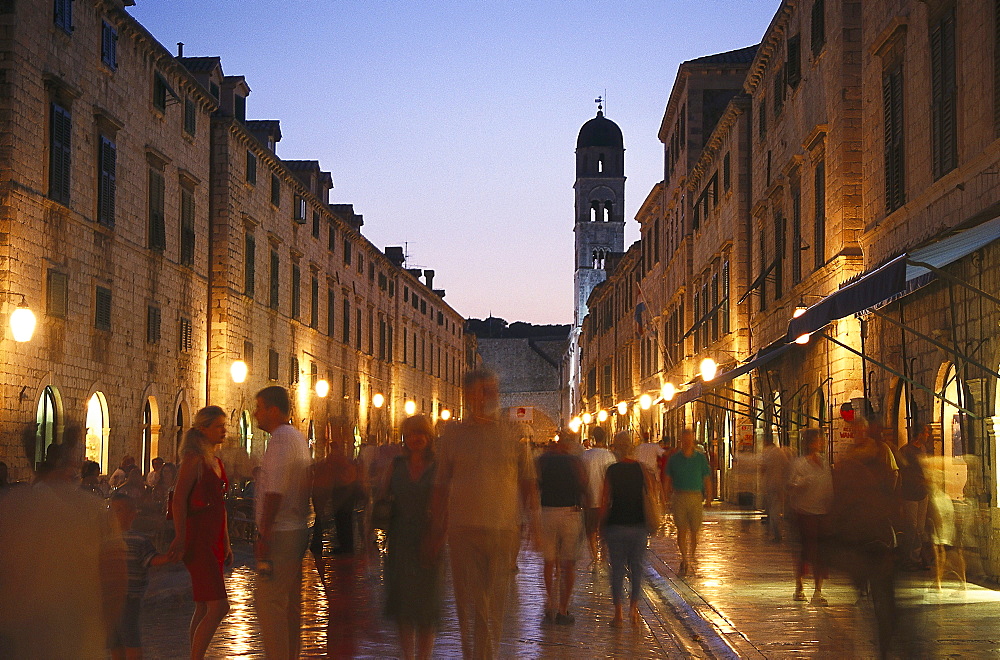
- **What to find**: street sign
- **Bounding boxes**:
[510,406,533,422]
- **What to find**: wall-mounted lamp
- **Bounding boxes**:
[617,401,628,415]
[440,408,452,421]
[404,400,416,416]
[700,357,718,382]
[639,393,653,410]
[372,392,385,408]
[597,409,608,422]
[7,294,35,343]
[661,382,676,401]
[315,379,330,397]
[230,360,248,384]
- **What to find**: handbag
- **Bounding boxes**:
[642,466,666,537]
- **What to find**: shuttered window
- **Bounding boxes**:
[95,286,112,331]
[811,0,826,55]
[268,349,279,381]
[813,160,826,269]
[883,64,906,212]
[148,168,165,251]
[179,317,192,352]
[49,103,72,205]
[291,263,301,319]
[342,297,350,343]
[246,151,256,184]
[97,136,116,227]
[270,174,280,207]
[289,356,300,385]
[930,9,957,179]
[786,35,801,88]
[310,276,318,328]
[180,187,195,266]
[47,270,68,319]
[327,288,335,336]
[791,186,802,284]
[153,74,168,112]
[269,250,279,310]
[101,21,117,70]
[54,0,72,32]
[184,98,196,135]
[146,305,160,344]
[244,233,255,297]
[721,260,730,335]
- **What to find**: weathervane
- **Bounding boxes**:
[595,95,603,114]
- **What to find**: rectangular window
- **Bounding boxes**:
[180,187,195,266]
[367,309,374,355]
[930,9,957,179]
[246,151,257,185]
[723,152,731,191]
[758,98,767,139]
[97,136,116,227]
[711,273,720,341]
[813,161,826,269]
[786,35,801,88]
[101,20,117,70]
[327,288,335,336]
[378,318,387,360]
[54,0,72,32]
[343,239,352,266]
[791,187,802,284]
[269,250,279,310]
[355,307,362,349]
[310,275,318,328]
[244,233,255,297]
[268,349,279,381]
[47,270,68,319]
[693,288,700,351]
[95,286,112,331]
[327,223,335,252]
[184,98,196,135]
[148,168,165,251]
[773,67,785,116]
[270,174,280,207]
[243,341,254,367]
[289,356,299,385]
[403,327,409,363]
[312,211,320,238]
[421,336,426,372]
[293,194,306,223]
[291,263,301,319]
[758,227,768,311]
[179,317,192,352]
[721,260,730,334]
[811,0,826,55]
[234,95,246,122]
[883,63,906,212]
[342,298,350,343]
[146,305,160,344]
[49,102,71,205]
[153,73,168,112]
[773,215,784,300]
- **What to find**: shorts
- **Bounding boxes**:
[539,506,583,562]
[108,594,143,649]
[671,491,705,531]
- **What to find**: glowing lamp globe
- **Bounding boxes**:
[230,360,248,384]
[597,409,608,422]
[10,306,35,343]
[568,417,582,433]
[661,383,676,402]
[404,400,416,416]
[315,379,330,398]
[440,409,452,421]
[795,333,810,345]
[372,393,385,408]
[639,393,652,410]
[581,412,592,425]
[699,357,718,382]
[617,401,628,415]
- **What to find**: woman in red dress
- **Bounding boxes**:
[168,406,233,659]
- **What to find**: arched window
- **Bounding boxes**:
[35,386,59,468]
[937,363,969,499]
[85,392,110,472]
[238,410,254,454]
[175,404,185,460]
[590,201,600,222]
[141,397,160,474]
[604,201,613,222]
[598,154,605,173]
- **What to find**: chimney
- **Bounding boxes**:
[384,247,405,268]
[406,268,423,280]
[424,269,435,289]
[177,42,184,57]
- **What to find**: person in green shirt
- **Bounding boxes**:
[663,429,713,576]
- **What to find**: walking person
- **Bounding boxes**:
[253,385,312,660]
[383,415,443,660]
[580,427,616,567]
[600,430,648,627]
[663,428,713,576]
[760,437,790,542]
[787,428,833,604]
[898,424,930,571]
[168,406,233,660]
[537,431,588,624]
[430,368,539,659]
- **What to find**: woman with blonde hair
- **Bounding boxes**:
[382,415,443,660]
[168,405,233,659]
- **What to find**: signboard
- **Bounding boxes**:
[510,406,533,422]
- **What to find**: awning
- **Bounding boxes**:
[737,259,776,305]
[787,214,1000,341]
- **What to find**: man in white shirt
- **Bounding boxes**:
[254,386,312,660]
[634,433,664,475]
[580,427,616,565]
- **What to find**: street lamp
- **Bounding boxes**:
[372,393,385,408]
[661,382,676,401]
[794,333,811,345]
[597,409,608,422]
[568,416,582,433]
[315,379,330,397]
[617,401,628,416]
[404,400,416,416]
[230,360,248,384]
[9,299,36,343]
[582,412,592,425]
[639,393,653,410]
[700,357,718,382]
[440,408,451,421]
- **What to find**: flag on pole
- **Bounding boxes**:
[634,285,647,337]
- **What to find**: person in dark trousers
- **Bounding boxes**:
[537,431,588,624]
[898,424,929,570]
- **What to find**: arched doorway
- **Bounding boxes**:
[85,392,110,472]
[175,404,185,461]
[141,397,160,475]
[937,363,969,500]
[35,386,60,468]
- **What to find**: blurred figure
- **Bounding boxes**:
[81,459,104,495]
[383,415,443,660]
[581,426,616,567]
[108,492,173,660]
[110,455,136,490]
[787,428,833,604]
[120,464,147,501]
[830,416,898,656]
[0,426,126,659]
[761,437,790,542]
[168,406,233,660]
[537,431,588,624]
[430,368,539,659]
[310,441,359,581]
[927,460,965,590]
[634,431,663,475]
[664,429,713,576]
[0,460,8,490]
[253,386,312,660]
[600,430,648,627]
[145,456,165,489]
[898,424,930,571]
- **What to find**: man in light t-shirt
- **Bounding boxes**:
[254,386,312,660]
[580,427,616,566]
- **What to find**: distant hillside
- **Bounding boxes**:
[465,317,570,340]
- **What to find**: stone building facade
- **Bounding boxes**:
[0,1,466,481]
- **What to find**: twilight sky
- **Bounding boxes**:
[129,1,775,325]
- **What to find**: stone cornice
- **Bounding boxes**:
[744,0,795,94]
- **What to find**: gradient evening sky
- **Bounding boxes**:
[129,1,775,325]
